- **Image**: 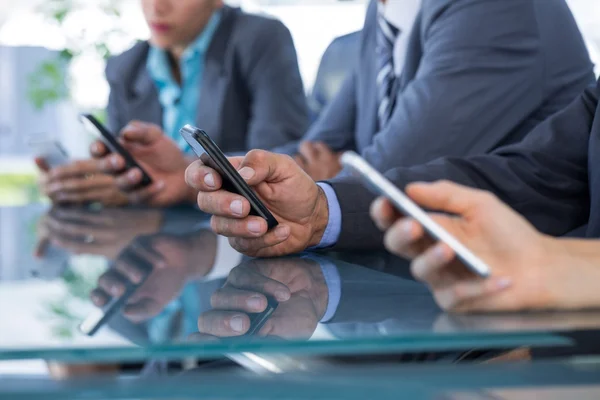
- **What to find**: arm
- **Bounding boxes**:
[242,20,310,151]
[330,82,597,250]
[361,0,548,172]
[298,73,358,152]
[105,59,127,135]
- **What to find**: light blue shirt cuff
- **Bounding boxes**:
[315,182,342,248]
[301,254,341,323]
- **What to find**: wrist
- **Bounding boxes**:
[307,186,329,248]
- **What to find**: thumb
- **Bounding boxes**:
[34,157,50,172]
[120,121,163,146]
[238,150,296,186]
[405,180,489,216]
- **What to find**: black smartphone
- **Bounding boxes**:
[79,114,153,187]
[179,124,278,230]
[78,246,153,336]
[245,295,279,336]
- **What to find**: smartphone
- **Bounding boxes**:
[28,139,70,168]
[79,246,153,336]
[245,295,279,336]
[340,151,490,278]
[79,114,152,187]
[179,124,278,230]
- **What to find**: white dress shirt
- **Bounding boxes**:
[379,0,422,76]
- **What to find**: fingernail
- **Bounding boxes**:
[275,290,290,302]
[495,277,512,290]
[248,220,263,234]
[91,143,100,153]
[48,183,62,192]
[230,200,243,216]
[128,170,137,182]
[247,296,264,311]
[433,244,448,261]
[400,220,414,237]
[111,156,120,169]
[109,285,120,296]
[230,316,244,333]
[204,173,215,188]
[275,225,290,239]
[157,181,165,190]
[238,167,255,180]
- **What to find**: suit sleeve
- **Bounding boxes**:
[104,59,126,135]
[329,83,597,250]
[360,0,547,172]
[298,72,358,152]
[242,20,309,151]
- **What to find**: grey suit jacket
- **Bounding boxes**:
[296,0,593,173]
[330,78,600,250]
[105,6,309,153]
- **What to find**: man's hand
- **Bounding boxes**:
[35,144,128,206]
[370,180,558,313]
[294,141,342,181]
[197,258,327,338]
[105,121,196,207]
[185,150,330,257]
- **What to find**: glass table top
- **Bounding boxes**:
[1,203,600,365]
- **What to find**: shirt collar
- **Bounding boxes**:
[378,0,421,31]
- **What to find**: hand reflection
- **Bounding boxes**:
[90,231,217,323]
[197,257,329,339]
[35,207,163,260]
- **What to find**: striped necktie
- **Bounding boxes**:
[376,12,401,129]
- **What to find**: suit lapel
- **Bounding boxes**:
[196,6,236,146]
[357,3,378,150]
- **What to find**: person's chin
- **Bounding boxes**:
[148,36,173,50]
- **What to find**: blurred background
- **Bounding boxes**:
[0,0,599,206]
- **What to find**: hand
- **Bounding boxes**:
[370,180,557,312]
[294,141,342,181]
[90,232,217,323]
[35,149,128,206]
[104,121,196,207]
[36,207,163,259]
[197,258,328,339]
[185,150,330,257]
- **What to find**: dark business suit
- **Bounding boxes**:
[293,0,594,173]
[105,6,309,153]
[331,78,600,250]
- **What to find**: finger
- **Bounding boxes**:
[90,141,109,158]
[114,168,144,191]
[198,192,251,218]
[49,235,103,255]
[46,217,114,242]
[49,186,121,205]
[34,157,51,173]
[185,160,233,191]
[97,154,126,173]
[122,181,165,205]
[122,298,162,323]
[313,142,332,156]
[97,270,128,297]
[198,311,250,337]
[227,267,291,302]
[383,217,429,259]
[50,208,115,227]
[230,225,291,258]
[210,287,268,313]
[46,175,115,196]
[112,257,147,284]
[48,159,104,181]
[410,242,457,284]
[299,142,319,163]
[210,216,288,239]
[237,149,299,186]
[120,121,163,146]
[90,288,110,307]
[406,181,496,216]
[370,197,403,230]
[436,277,513,312]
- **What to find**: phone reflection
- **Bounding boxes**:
[81,229,222,343]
